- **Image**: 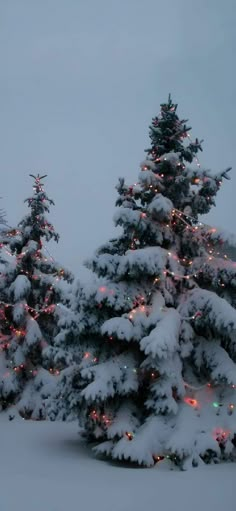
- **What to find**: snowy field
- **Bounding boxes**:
[1,410,235,511]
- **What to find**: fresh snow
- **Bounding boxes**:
[179,288,236,334]
[148,194,173,219]
[101,317,134,341]
[9,274,31,301]
[0,412,235,511]
[140,308,181,358]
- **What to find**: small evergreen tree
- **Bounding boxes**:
[73,95,236,468]
[0,174,73,418]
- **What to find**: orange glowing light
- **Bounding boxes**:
[184,397,198,407]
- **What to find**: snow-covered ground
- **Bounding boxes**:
[1,410,235,511]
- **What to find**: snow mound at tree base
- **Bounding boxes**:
[0,410,235,511]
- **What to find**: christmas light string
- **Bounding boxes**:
[0,297,61,375]
[97,237,224,328]
[0,175,67,381]
[92,153,236,442]
[88,385,235,454]
[125,159,232,275]
[97,281,202,322]
[0,300,56,317]
[184,380,212,391]
[0,239,63,271]
[87,108,235,459]
[128,206,235,282]
[93,202,236,446]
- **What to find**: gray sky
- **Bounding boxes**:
[0,0,235,277]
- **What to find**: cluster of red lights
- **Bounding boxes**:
[90,409,111,426]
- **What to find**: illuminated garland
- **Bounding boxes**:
[0,175,68,389]
[128,207,234,282]
[84,106,235,463]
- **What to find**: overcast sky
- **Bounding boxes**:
[0,0,235,277]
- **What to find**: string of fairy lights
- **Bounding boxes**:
[0,175,66,379]
[129,198,233,283]
[87,374,235,452]
[0,265,63,374]
[85,120,236,450]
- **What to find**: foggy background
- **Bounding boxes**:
[0,0,235,277]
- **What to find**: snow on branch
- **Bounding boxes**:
[101,317,134,341]
[195,340,236,385]
[179,288,236,337]
[147,194,173,220]
[113,208,146,229]
[118,247,167,278]
[90,246,168,280]
[111,415,168,466]
[206,227,236,252]
[106,402,140,439]
[140,309,181,359]
[81,354,138,401]
[9,275,31,301]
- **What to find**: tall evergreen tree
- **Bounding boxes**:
[0,174,72,418]
[69,95,236,468]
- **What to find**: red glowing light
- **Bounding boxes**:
[99,286,106,293]
[184,397,198,408]
[90,410,98,420]
[125,431,134,441]
[153,455,165,463]
[213,428,230,443]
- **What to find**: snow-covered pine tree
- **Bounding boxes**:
[75,95,236,468]
[0,174,73,418]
